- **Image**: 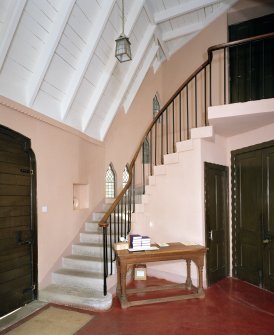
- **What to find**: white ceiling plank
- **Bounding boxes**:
[81,0,145,131]
[27,0,76,107]
[0,0,26,71]
[123,44,159,114]
[99,24,156,140]
[61,0,116,120]
[154,0,220,24]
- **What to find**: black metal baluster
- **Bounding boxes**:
[224,47,227,104]
[179,92,182,141]
[103,226,107,296]
[186,85,189,139]
[166,109,168,154]
[161,113,163,164]
[195,76,197,128]
[172,100,175,152]
[204,66,207,125]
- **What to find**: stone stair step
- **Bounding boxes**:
[80,232,120,244]
[52,268,103,290]
[72,243,112,257]
[63,254,103,272]
[39,284,112,311]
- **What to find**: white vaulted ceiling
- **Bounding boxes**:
[0,0,237,141]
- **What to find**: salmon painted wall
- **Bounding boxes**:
[0,96,105,288]
[104,13,228,191]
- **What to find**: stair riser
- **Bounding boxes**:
[72,245,110,257]
[62,258,114,274]
[80,233,120,244]
[63,258,103,272]
[85,222,102,232]
[38,291,112,311]
[52,272,103,290]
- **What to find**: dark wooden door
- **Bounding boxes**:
[205,162,229,286]
[232,141,274,291]
[262,146,274,291]
[229,13,274,103]
[0,125,37,317]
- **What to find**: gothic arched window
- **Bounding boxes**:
[105,164,116,198]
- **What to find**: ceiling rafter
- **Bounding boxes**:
[143,2,169,61]
[163,21,203,42]
[26,0,76,107]
[123,43,159,114]
[0,0,27,71]
[154,0,220,24]
[81,0,145,132]
[99,24,156,140]
[61,0,116,121]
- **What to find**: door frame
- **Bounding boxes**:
[231,139,274,282]
[204,162,230,286]
[0,125,38,303]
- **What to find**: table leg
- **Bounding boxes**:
[185,259,193,289]
[193,256,205,297]
[120,263,129,308]
[116,258,121,296]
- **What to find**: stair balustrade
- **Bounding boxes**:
[99,32,274,295]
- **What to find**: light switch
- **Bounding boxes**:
[42,206,48,213]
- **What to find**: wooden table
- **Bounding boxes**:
[114,242,207,308]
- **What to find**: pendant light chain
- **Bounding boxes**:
[122,0,125,35]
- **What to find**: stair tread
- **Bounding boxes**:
[54,268,103,279]
[73,242,102,247]
[64,254,103,263]
[40,284,105,298]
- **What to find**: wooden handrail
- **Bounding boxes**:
[100,31,274,295]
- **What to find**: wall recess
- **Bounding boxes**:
[73,184,89,209]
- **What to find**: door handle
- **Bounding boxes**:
[16,231,32,245]
[208,230,213,241]
[263,239,270,244]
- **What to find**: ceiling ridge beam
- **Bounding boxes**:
[99,24,156,140]
[61,0,116,121]
[81,0,145,132]
[26,0,76,107]
[154,0,220,24]
[123,43,159,114]
[0,0,27,72]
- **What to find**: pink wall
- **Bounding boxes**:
[0,96,105,288]
[105,14,228,191]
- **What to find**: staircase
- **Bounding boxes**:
[39,208,113,311]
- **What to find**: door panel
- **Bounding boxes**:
[262,146,274,291]
[205,163,229,285]
[0,126,37,317]
[233,142,274,292]
[234,151,262,285]
[229,13,274,103]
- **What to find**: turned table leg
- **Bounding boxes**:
[185,259,193,289]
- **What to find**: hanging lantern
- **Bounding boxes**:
[115,0,132,63]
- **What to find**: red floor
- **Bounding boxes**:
[76,277,274,335]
